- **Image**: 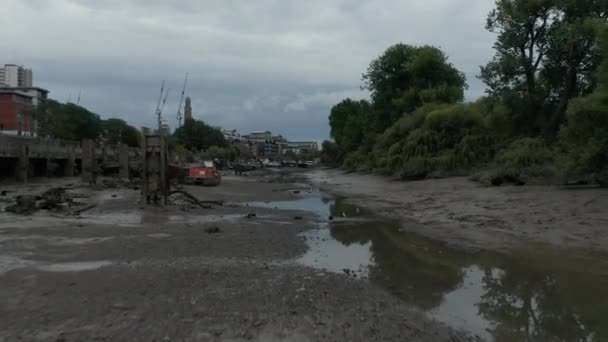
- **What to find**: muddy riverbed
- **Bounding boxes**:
[250,188,608,342]
[0,172,467,342]
[1,170,607,341]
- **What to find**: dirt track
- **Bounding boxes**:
[308,168,608,253]
[0,172,469,342]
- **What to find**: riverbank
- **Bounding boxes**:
[0,172,469,342]
[308,168,608,254]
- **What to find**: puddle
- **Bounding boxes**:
[37,260,113,272]
[262,192,608,342]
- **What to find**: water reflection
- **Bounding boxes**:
[70,189,608,340]
[290,195,608,342]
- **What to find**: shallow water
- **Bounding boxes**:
[249,191,608,342]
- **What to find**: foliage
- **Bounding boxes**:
[343,150,371,171]
[172,144,194,163]
[101,118,140,147]
[320,140,342,166]
[480,0,608,138]
[36,100,102,141]
[371,104,495,177]
[558,25,608,186]
[173,118,227,151]
[363,44,467,132]
[323,2,608,185]
[497,138,554,169]
[329,99,373,154]
[232,144,253,161]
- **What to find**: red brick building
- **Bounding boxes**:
[0,90,35,136]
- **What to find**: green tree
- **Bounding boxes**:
[38,100,102,141]
[173,118,227,151]
[329,99,372,153]
[101,118,140,147]
[559,23,608,186]
[481,0,607,138]
[363,44,467,132]
[321,140,342,166]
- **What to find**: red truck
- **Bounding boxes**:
[183,161,221,186]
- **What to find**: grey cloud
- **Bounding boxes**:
[3,0,496,141]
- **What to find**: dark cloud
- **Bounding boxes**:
[3,0,495,141]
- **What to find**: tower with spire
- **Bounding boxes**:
[184,96,192,120]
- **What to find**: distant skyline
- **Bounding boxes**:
[2,0,496,141]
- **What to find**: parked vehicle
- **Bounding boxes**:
[184,161,221,186]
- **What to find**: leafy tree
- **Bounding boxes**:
[319,141,340,166]
[101,118,140,147]
[173,118,227,151]
[329,99,372,153]
[481,0,608,138]
[37,100,102,141]
[363,44,467,132]
[559,23,608,186]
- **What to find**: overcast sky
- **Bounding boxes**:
[3,0,496,141]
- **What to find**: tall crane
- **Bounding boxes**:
[176,73,189,129]
[160,88,170,117]
[155,80,166,131]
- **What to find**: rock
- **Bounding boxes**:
[343,268,351,275]
[294,215,304,220]
[6,195,38,214]
[328,216,334,221]
[293,190,301,194]
[111,194,118,198]
[246,213,257,219]
[205,227,222,234]
[0,190,7,196]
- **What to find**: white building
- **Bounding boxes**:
[0,64,33,88]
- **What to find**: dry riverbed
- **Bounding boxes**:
[0,171,470,342]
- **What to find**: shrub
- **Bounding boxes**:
[497,138,553,170]
[558,94,608,186]
[476,137,556,185]
[343,150,371,171]
[454,134,497,166]
[423,104,485,149]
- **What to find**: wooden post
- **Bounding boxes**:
[81,139,96,184]
[16,145,29,183]
[119,144,129,180]
[142,135,169,206]
[64,146,75,177]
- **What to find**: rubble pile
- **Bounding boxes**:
[5,188,79,215]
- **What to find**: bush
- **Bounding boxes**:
[497,138,553,170]
[475,137,556,185]
[423,104,485,149]
[343,150,371,171]
[558,94,608,186]
[454,134,497,166]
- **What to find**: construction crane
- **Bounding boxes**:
[155,80,166,131]
[176,73,189,129]
[160,88,170,117]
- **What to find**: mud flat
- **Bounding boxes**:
[307,168,608,254]
[0,173,468,342]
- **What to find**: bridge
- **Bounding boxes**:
[0,134,142,182]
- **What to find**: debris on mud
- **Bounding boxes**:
[293,215,304,220]
[168,190,223,210]
[5,188,80,215]
[204,226,222,234]
[246,213,257,219]
[5,195,39,214]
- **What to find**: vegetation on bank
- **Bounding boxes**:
[322,0,608,186]
[35,100,142,148]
